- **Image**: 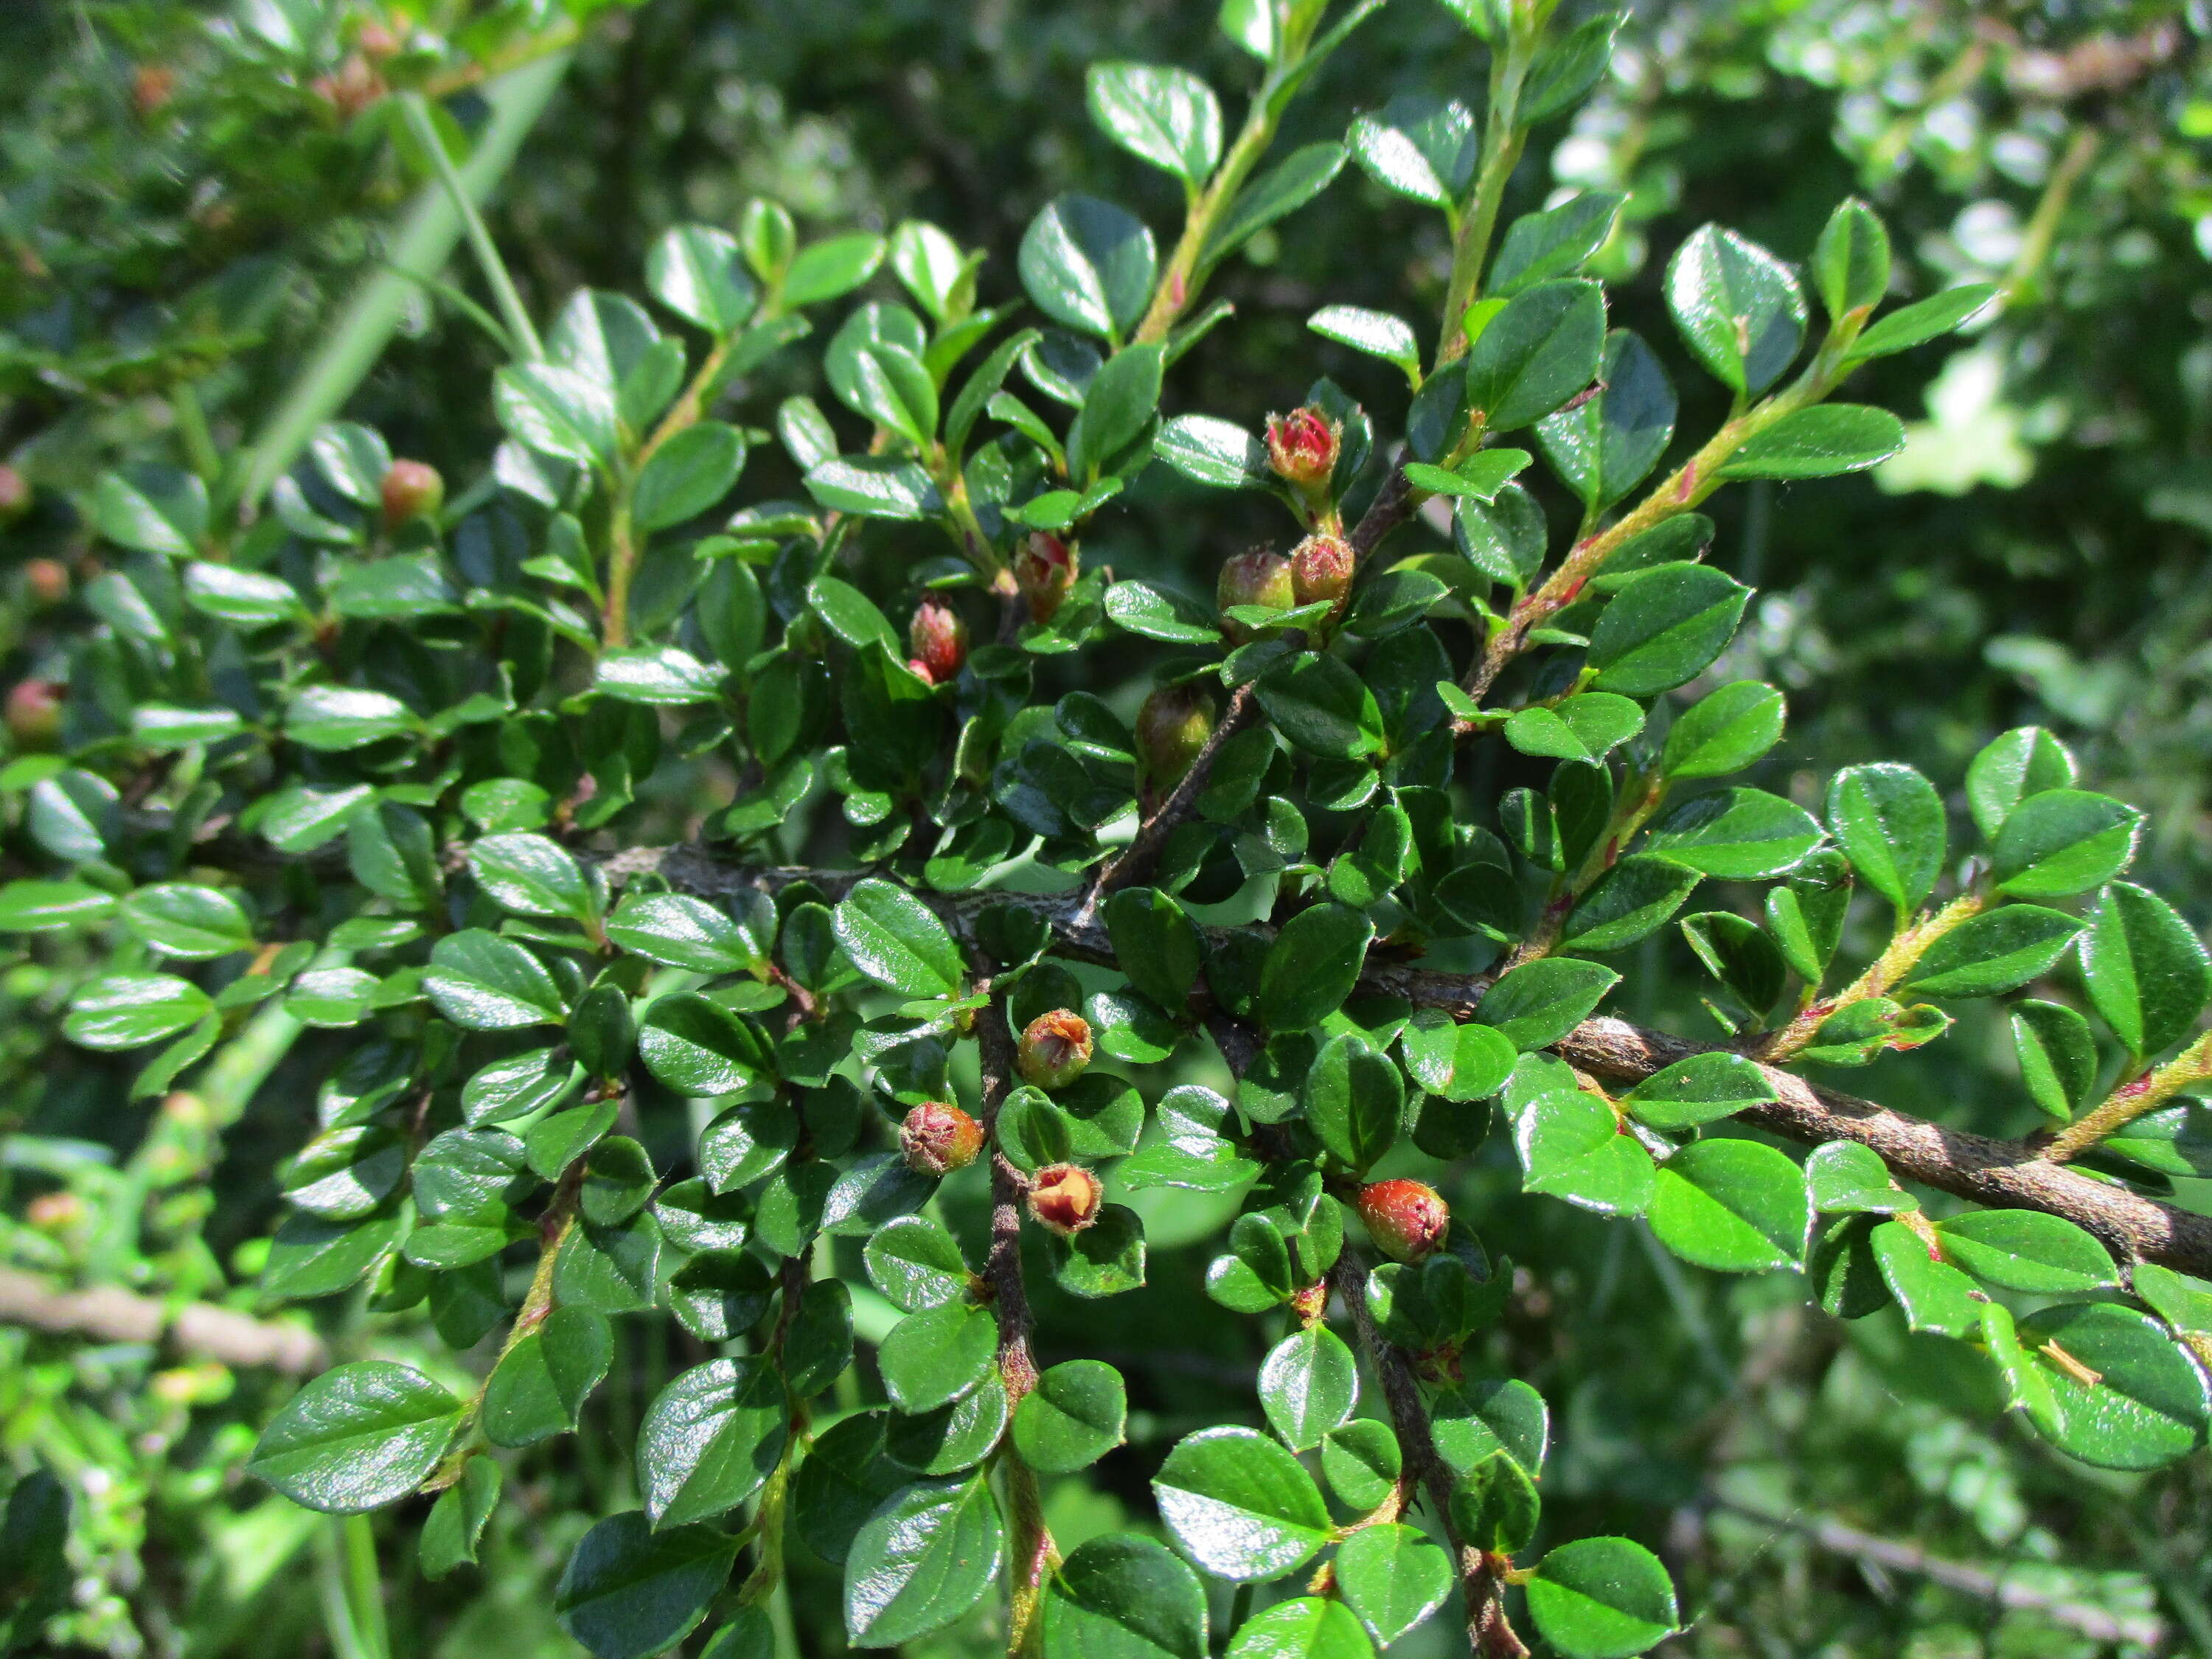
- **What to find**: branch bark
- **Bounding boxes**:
[0,1267,327,1374]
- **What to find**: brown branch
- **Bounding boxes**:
[1332,1252,1528,1659]
[0,1267,327,1374]
[598,857,2212,1279]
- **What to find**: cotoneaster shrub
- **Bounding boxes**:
[4,3,2211,1658]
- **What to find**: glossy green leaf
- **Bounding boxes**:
[1990,790,2140,899]
[639,1356,788,1528]
[1333,1523,1451,1646]
[1649,1137,1808,1272]
[1897,905,2084,1000]
[1716,405,1905,479]
[1464,279,1604,432]
[879,1301,999,1413]
[1256,1327,1357,1451]
[1826,762,1945,914]
[844,1474,1005,1646]
[2081,882,2210,1057]
[1526,1537,1679,1659]
[1258,903,1374,1033]
[1152,1427,1332,1583]
[1587,566,1750,697]
[1044,1534,1208,1659]
[1013,1360,1127,1474]
[554,1512,739,1659]
[1087,63,1221,185]
[1664,223,1804,395]
[1478,958,1620,1051]
[247,1361,462,1513]
[1935,1210,2118,1295]
[1621,1051,1776,1130]
[2018,1301,2210,1471]
[1020,195,1156,341]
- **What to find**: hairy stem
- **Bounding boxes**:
[2042,1031,2212,1162]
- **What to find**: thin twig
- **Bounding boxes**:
[0,1266,327,1373]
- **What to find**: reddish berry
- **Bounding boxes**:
[1014,532,1078,624]
[1027,1163,1104,1237]
[908,598,967,684]
[1290,532,1354,608]
[900,1101,984,1176]
[357,21,403,60]
[21,560,67,608]
[1016,1009,1093,1091]
[1135,682,1216,796]
[1216,549,1293,643]
[5,680,63,750]
[0,465,29,524]
[1265,406,1341,494]
[380,459,444,528]
[132,65,177,116]
[1357,1178,1450,1264]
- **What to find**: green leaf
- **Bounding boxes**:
[1621,1051,1776,1130]
[1399,1010,1515,1103]
[1225,1598,1374,1659]
[119,883,253,959]
[0,879,116,933]
[1649,1138,1809,1272]
[1346,92,1476,209]
[647,224,759,333]
[1537,329,1674,509]
[2081,883,2209,1056]
[285,686,416,751]
[1068,342,1164,481]
[1450,1450,1540,1555]
[1897,905,2084,1000]
[2011,1000,2098,1122]
[1520,9,1621,119]
[1307,306,1420,377]
[784,233,888,307]
[1869,1220,1980,1338]
[1587,566,1750,697]
[878,1301,998,1413]
[1490,191,1626,298]
[495,361,619,466]
[833,879,964,998]
[1716,406,1905,479]
[2135,1264,2212,1338]
[1464,279,1604,432]
[844,1474,1005,1646]
[1256,653,1384,759]
[1045,1534,1208,1659]
[633,422,747,531]
[1503,692,1644,763]
[1258,903,1374,1033]
[1514,1088,1654,1216]
[554,1512,739,1659]
[1152,1426,1332,1583]
[1804,1141,1914,1214]
[1333,1523,1452,1646]
[1013,1360,1127,1474]
[1430,1377,1549,1475]
[90,463,206,557]
[1965,726,2076,843]
[2017,1301,2210,1471]
[469,833,593,922]
[247,1361,462,1513]
[1020,195,1156,341]
[1048,1204,1148,1298]
[1560,857,1701,953]
[484,1307,614,1447]
[1155,415,1268,488]
[1088,63,1221,185]
[1825,763,1944,913]
[1478,959,1619,1050]
[639,1356,788,1528]
[864,1215,973,1312]
[1256,1327,1357,1451]
[1303,1032,1402,1175]
[1526,1537,1679,1659]
[804,456,943,520]
[65,973,215,1050]
[420,1457,501,1579]
[1845,285,1997,363]
[597,646,726,706]
[1935,1210,2118,1295]
[1991,790,2140,899]
[1402,448,1531,501]
[1812,198,1890,324]
[1105,887,1203,1013]
[1201,142,1346,270]
[607,894,756,973]
[425,930,565,1029]
[641,996,769,1097]
[1318,1422,1402,1513]
[1664,224,1805,396]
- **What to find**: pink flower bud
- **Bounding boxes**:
[1027,1163,1104,1237]
[5,680,63,750]
[908,598,968,684]
[1290,532,1354,608]
[380,459,444,528]
[1357,1179,1450,1264]
[1014,533,1079,625]
[1265,407,1341,494]
[900,1101,984,1176]
[1217,549,1294,644]
[1135,683,1216,796]
[21,560,67,608]
[1016,1009,1093,1091]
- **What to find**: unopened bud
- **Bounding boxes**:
[1217,549,1293,644]
[1135,682,1216,796]
[0,465,29,524]
[908,598,967,684]
[5,680,63,750]
[1290,532,1354,608]
[1265,406,1341,496]
[1014,532,1078,624]
[133,65,177,116]
[22,560,68,607]
[357,21,403,60]
[1016,1009,1093,1091]
[380,459,444,528]
[901,1101,984,1176]
[26,1190,84,1231]
[1357,1179,1450,1264]
[312,55,383,119]
[1027,1163,1104,1237]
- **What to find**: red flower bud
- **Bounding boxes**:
[1217,549,1294,644]
[1290,532,1354,609]
[21,560,68,608]
[132,65,176,117]
[380,459,444,529]
[1027,1163,1104,1237]
[900,1101,984,1176]
[1265,407,1341,495]
[1135,682,1216,796]
[357,21,403,60]
[5,680,64,751]
[908,598,967,684]
[1357,1179,1450,1264]
[1016,1009,1093,1091]
[0,465,29,524]
[1014,532,1079,625]
[311,55,383,119]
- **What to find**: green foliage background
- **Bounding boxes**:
[2,1,2210,1655]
